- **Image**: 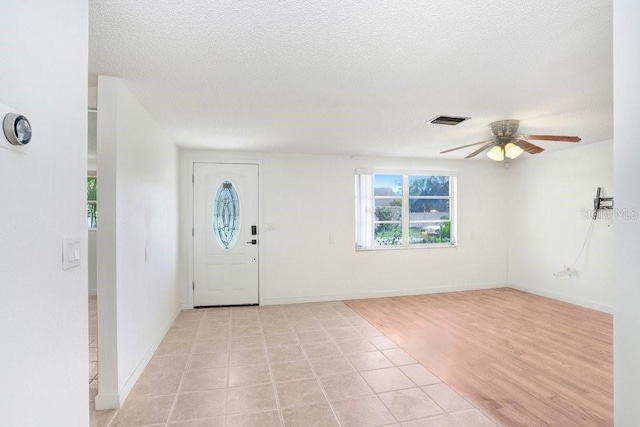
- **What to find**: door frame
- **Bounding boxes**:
[186,159,264,308]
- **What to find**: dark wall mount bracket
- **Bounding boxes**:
[593,187,614,219]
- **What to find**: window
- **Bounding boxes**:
[87,176,97,228]
[355,171,455,249]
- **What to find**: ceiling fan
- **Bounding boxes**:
[440,119,581,161]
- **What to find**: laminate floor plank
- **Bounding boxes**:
[345,288,613,426]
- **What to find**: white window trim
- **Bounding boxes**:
[355,170,457,251]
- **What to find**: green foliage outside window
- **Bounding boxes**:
[87,176,97,228]
[408,176,450,212]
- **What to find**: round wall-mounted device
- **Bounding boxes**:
[3,113,32,146]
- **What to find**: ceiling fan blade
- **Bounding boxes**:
[515,139,544,154]
[440,139,493,154]
[465,141,495,159]
[521,134,581,143]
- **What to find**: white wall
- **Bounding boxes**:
[613,0,640,423]
[0,2,88,426]
[507,140,614,312]
[180,151,508,306]
[96,77,181,408]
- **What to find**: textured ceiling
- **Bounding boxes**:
[89,0,612,159]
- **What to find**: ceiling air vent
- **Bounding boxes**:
[428,115,470,125]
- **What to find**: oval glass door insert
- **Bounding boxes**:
[213,181,240,249]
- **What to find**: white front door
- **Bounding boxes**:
[193,163,259,306]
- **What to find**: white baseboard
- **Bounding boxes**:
[95,393,119,411]
[260,282,508,306]
[113,301,185,407]
[509,284,613,314]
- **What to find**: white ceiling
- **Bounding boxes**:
[89,0,612,159]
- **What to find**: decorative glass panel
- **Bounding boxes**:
[213,181,240,249]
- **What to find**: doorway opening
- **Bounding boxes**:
[87,109,100,407]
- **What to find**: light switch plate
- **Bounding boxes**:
[62,236,81,270]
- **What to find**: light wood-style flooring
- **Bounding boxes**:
[345,288,613,426]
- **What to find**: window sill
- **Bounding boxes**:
[356,243,457,252]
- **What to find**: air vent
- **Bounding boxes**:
[428,115,470,126]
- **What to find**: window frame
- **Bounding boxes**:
[355,169,457,251]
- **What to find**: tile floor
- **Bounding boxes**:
[90,298,499,426]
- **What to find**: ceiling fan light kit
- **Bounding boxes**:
[487,145,505,161]
[504,142,524,159]
[440,119,581,161]
[486,141,524,161]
